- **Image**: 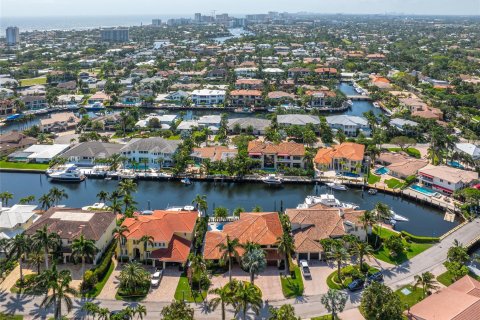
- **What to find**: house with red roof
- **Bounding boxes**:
[118,210,198,268]
[247,140,306,170]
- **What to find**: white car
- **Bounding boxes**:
[300,260,311,279]
[151,270,163,287]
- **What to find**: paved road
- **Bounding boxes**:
[3,218,479,319]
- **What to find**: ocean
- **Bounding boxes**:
[0,15,190,32]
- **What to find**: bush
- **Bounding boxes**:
[400,231,440,244]
[90,240,115,282]
[405,175,417,185]
[82,270,98,291]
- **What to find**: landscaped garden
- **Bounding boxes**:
[326,264,379,289]
[0,159,49,170]
[280,265,304,297]
[174,272,208,302]
[395,285,425,310]
[367,172,381,184]
[115,261,150,301]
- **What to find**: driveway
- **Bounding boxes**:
[208,266,283,301]
[96,259,121,300]
[145,268,181,302]
[302,261,334,296]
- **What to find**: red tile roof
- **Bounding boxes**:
[248,140,305,156]
[230,89,263,96]
[314,142,365,165]
[150,234,191,263]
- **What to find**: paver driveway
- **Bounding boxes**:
[302,261,335,296]
[208,266,284,300]
[145,268,181,302]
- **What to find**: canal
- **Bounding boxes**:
[0,172,458,237]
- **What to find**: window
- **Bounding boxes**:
[440,179,443,182]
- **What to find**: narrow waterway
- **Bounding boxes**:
[0,172,457,237]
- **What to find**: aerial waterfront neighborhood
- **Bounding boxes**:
[0,2,480,320]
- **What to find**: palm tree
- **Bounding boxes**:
[374,202,391,246]
[109,190,123,214]
[97,308,110,320]
[28,250,44,274]
[241,248,266,284]
[119,262,150,295]
[82,302,99,320]
[414,272,439,298]
[71,234,97,287]
[359,210,377,241]
[327,244,350,281]
[39,193,53,211]
[139,235,154,262]
[0,191,13,206]
[133,304,147,320]
[321,288,348,320]
[122,193,137,214]
[209,285,234,320]
[232,280,263,320]
[96,191,109,203]
[276,233,295,274]
[41,269,77,320]
[217,235,241,283]
[354,241,374,271]
[49,187,68,206]
[9,233,31,283]
[18,195,35,204]
[32,225,60,270]
[107,153,126,171]
[119,179,137,195]
[113,225,130,261]
[192,194,208,214]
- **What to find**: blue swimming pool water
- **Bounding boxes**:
[410,184,438,197]
[375,167,390,175]
[447,161,465,169]
[343,172,360,178]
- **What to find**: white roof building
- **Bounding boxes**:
[8,144,70,163]
[455,143,480,160]
[0,204,39,241]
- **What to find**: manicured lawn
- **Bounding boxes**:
[0,314,23,320]
[326,265,379,289]
[280,266,304,298]
[20,77,47,86]
[0,160,49,170]
[367,172,381,184]
[387,147,421,159]
[385,178,404,189]
[84,260,115,298]
[174,273,207,302]
[371,227,433,265]
[437,270,480,286]
[395,285,425,310]
[167,135,181,140]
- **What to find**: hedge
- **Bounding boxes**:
[400,231,440,243]
[85,240,116,289]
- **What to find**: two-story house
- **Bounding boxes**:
[314,142,365,175]
[418,165,479,195]
[229,89,263,107]
[325,115,371,137]
[190,89,226,106]
[248,140,306,170]
[120,137,181,168]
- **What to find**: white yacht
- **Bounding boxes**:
[326,181,348,191]
[48,164,85,182]
[300,194,359,209]
[373,102,381,108]
[119,170,137,179]
[262,174,283,185]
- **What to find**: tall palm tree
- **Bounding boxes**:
[39,193,53,211]
[71,234,97,287]
[139,235,154,262]
[209,285,234,320]
[113,225,130,261]
[133,304,147,320]
[49,187,68,206]
[192,194,208,214]
[119,262,150,295]
[29,250,44,274]
[232,280,263,320]
[122,193,137,214]
[0,191,13,206]
[327,244,350,281]
[41,269,77,320]
[32,225,61,269]
[9,233,31,283]
[119,179,137,195]
[354,241,374,271]
[96,191,109,203]
[217,235,241,283]
[242,241,261,254]
[107,153,126,171]
[414,272,439,298]
[374,202,391,246]
[359,210,377,241]
[109,190,123,214]
[276,233,295,274]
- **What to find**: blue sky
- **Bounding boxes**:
[2,0,479,17]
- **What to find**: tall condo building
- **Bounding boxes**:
[100,27,129,42]
[6,26,19,46]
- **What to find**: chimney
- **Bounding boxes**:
[338,208,344,218]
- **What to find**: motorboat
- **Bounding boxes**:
[119,170,137,179]
[390,210,409,222]
[302,194,359,209]
[262,174,283,185]
[106,171,119,179]
[48,164,85,182]
[368,189,378,195]
[181,177,192,185]
[326,182,348,191]
[373,102,381,108]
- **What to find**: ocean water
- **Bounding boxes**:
[0,15,188,31]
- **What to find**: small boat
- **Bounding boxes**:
[373,102,380,108]
[326,182,348,191]
[390,210,409,222]
[181,178,192,185]
[262,174,283,185]
[368,189,378,195]
[302,194,359,209]
[48,164,85,182]
[119,170,137,179]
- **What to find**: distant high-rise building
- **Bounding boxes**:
[195,13,202,23]
[152,19,162,26]
[100,27,129,42]
[6,26,19,46]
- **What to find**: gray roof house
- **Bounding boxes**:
[390,118,418,132]
[325,115,371,137]
[60,141,124,166]
[227,118,271,135]
[277,114,321,127]
[120,137,181,168]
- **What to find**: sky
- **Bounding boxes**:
[2,0,480,17]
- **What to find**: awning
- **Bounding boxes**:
[277,153,290,157]
[248,153,262,156]
[420,172,434,179]
[432,184,453,193]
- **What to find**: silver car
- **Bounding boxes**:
[151,270,163,287]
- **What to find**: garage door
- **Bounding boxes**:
[310,252,320,260]
[298,253,309,260]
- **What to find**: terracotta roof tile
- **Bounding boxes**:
[150,234,191,263]
[248,140,305,156]
[314,142,365,164]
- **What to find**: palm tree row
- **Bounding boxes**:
[39,187,69,211]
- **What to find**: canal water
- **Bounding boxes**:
[0,172,457,237]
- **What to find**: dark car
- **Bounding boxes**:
[347,279,365,292]
[368,271,384,283]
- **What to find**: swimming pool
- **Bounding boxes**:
[410,184,438,197]
[208,222,225,231]
[447,161,465,169]
[375,167,390,175]
[343,172,360,178]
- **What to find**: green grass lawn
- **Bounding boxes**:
[326,265,379,289]
[20,77,47,86]
[371,227,433,265]
[395,285,425,310]
[437,270,480,286]
[84,260,115,298]
[167,135,181,140]
[0,160,49,170]
[174,273,207,302]
[473,116,480,123]
[280,266,304,298]
[0,314,24,320]
[387,147,421,159]
[367,172,381,184]
[385,178,404,189]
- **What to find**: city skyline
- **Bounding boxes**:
[2,0,480,17]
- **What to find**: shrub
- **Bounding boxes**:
[400,231,440,244]
[82,270,98,291]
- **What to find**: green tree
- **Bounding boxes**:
[41,268,77,320]
[112,225,130,260]
[39,193,53,211]
[217,235,241,283]
[384,234,404,257]
[361,282,403,320]
[118,262,150,295]
[359,210,376,241]
[97,190,109,203]
[232,280,263,320]
[321,288,348,320]
[140,235,154,262]
[276,231,295,274]
[32,225,60,269]
[354,241,374,271]
[0,191,13,206]
[161,300,194,320]
[414,271,439,298]
[214,207,229,218]
[327,242,350,281]
[71,234,97,288]
[48,187,68,206]
[268,304,300,320]
[447,240,469,264]
[9,233,30,283]
[18,195,35,204]
[119,179,138,195]
[192,194,208,214]
[208,284,234,320]
[241,247,267,284]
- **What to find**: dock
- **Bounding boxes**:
[346,95,372,101]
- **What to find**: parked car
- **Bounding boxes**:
[151,270,163,287]
[299,260,311,278]
[367,271,384,283]
[347,279,365,292]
